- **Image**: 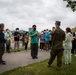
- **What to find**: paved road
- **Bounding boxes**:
[0,50,50,73]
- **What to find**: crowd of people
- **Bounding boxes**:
[0,21,76,70]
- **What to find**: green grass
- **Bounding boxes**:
[5,47,31,53]
[5,46,40,53]
[0,56,76,75]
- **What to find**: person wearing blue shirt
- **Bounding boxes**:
[0,23,6,65]
[44,29,50,51]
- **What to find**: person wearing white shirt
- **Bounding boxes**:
[63,27,73,65]
[5,29,11,53]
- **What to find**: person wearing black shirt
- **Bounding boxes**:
[71,32,76,55]
[14,28,20,52]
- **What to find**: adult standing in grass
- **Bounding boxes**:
[48,21,65,70]
[44,29,50,51]
[71,32,76,56]
[24,32,29,51]
[63,27,73,65]
[22,33,25,47]
[0,23,6,65]
[14,28,21,52]
[29,25,39,59]
[40,31,45,50]
[5,29,11,53]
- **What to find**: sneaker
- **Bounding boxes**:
[47,64,51,68]
[0,61,6,65]
[32,57,35,59]
[25,50,27,51]
[57,67,61,70]
[35,57,38,59]
[69,63,71,65]
[7,52,11,53]
[63,62,66,65]
[18,50,20,52]
[2,60,6,62]
[14,50,17,52]
[75,55,76,56]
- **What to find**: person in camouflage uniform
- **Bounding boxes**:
[48,21,65,70]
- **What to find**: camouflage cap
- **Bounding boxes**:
[55,21,61,25]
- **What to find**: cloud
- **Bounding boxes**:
[0,0,76,31]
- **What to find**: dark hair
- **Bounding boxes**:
[0,23,4,28]
[44,30,46,31]
[16,28,19,30]
[52,27,55,29]
[32,25,36,27]
[46,29,48,31]
[6,29,9,31]
[25,32,28,35]
[66,27,71,33]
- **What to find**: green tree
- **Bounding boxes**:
[71,27,76,32]
[63,0,76,12]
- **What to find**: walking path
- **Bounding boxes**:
[0,50,50,73]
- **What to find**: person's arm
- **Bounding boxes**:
[37,32,40,37]
[64,34,69,43]
[9,31,12,38]
[73,36,76,39]
[0,32,6,43]
[63,32,66,41]
[29,32,38,37]
[4,33,8,41]
[4,33,7,39]
[17,33,21,37]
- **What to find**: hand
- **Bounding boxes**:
[37,32,40,37]
[5,39,7,41]
[35,32,38,35]
[17,34,20,37]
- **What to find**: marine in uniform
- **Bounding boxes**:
[48,21,65,70]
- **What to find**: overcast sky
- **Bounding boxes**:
[0,0,76,31]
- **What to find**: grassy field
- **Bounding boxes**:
[0,55,76,75]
